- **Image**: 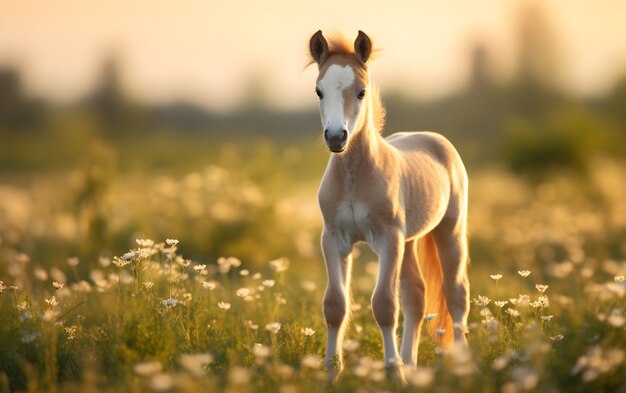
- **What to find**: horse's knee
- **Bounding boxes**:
[372,289,398,327]
[323,289,347,327]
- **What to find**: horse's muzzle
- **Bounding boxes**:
[324,129,348,153]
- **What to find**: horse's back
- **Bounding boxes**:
[385,131,464,171]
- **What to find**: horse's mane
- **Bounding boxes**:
[326,32,355,57]
[370,84,386,133]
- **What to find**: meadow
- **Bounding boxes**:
[0,130,625,393]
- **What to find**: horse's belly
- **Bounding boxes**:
[403,188,449,239]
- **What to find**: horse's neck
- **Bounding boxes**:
[335,122,387,184]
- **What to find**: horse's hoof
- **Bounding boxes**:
[385,363,407,386]
[324,357,344,383]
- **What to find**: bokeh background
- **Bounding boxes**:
[1,0,626,276]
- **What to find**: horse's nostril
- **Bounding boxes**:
[324,129,329,140]
[341,130,348,142]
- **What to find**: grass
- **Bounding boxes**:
[0,137,625,392]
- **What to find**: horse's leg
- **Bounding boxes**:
[371,230,405,367]
[432,218,470,343]
[321,229,353,379]
[399,239,425,365]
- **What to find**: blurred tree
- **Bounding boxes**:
[605,75,626,131]
[509,1,566,119]
[241,70,272,112]
[0,67,45,131]
[86,56,144,135]
[501,107,625,177]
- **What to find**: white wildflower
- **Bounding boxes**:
[300,280,317,291]
[269,257,289,273]
[217,302,231,311]
[149,373,173,391]
[45,296,59,307]
[571,346,625,382]
[179,353,213,377]
[607,309,624,327]
[343,339,360,352]
[136,238,155,248]
[236,288,250,297]
[490,274,502,281]
[473,295,491,307]
[229,367,250,385]
[166,239,179,246]
[65,325,78,340]
[517,294,530,307]
[52,281,64,290]
[246,320,259,330]
[202,281,217,290]
[518,270,531,278]
[43,309,60,321]
[302,327,315,336]
[162,298,178,308]
[492,355,509,371]
[265,322,281,334]
[112,257,130,268]
[275,293,287,305]
[216,257,241,273]
[34,268,48,281]
[252,343,271,359]
[535,284,549,293]
[506,308,520,317]
[301,354,322,369]
[406,367,434,388]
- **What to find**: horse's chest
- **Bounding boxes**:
[335,200,378,242]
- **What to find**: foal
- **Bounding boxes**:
[309,30,470,377]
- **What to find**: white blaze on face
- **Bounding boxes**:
[317,64,355,138]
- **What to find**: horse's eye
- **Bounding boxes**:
[357,90,366,99]
[315,88,323,99]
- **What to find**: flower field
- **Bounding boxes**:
[1,145,625,393]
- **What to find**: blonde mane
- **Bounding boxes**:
[370,84,386,133]
[326,32,355,57]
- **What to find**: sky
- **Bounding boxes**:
[1,0,626,111]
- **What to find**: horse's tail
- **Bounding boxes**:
[418,233,454,348]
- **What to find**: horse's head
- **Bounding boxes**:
[309,30,373,153]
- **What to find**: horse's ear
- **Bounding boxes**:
[354,30,372,65]
[309,30,329,66]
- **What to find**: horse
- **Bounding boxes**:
[308,30,470,379]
